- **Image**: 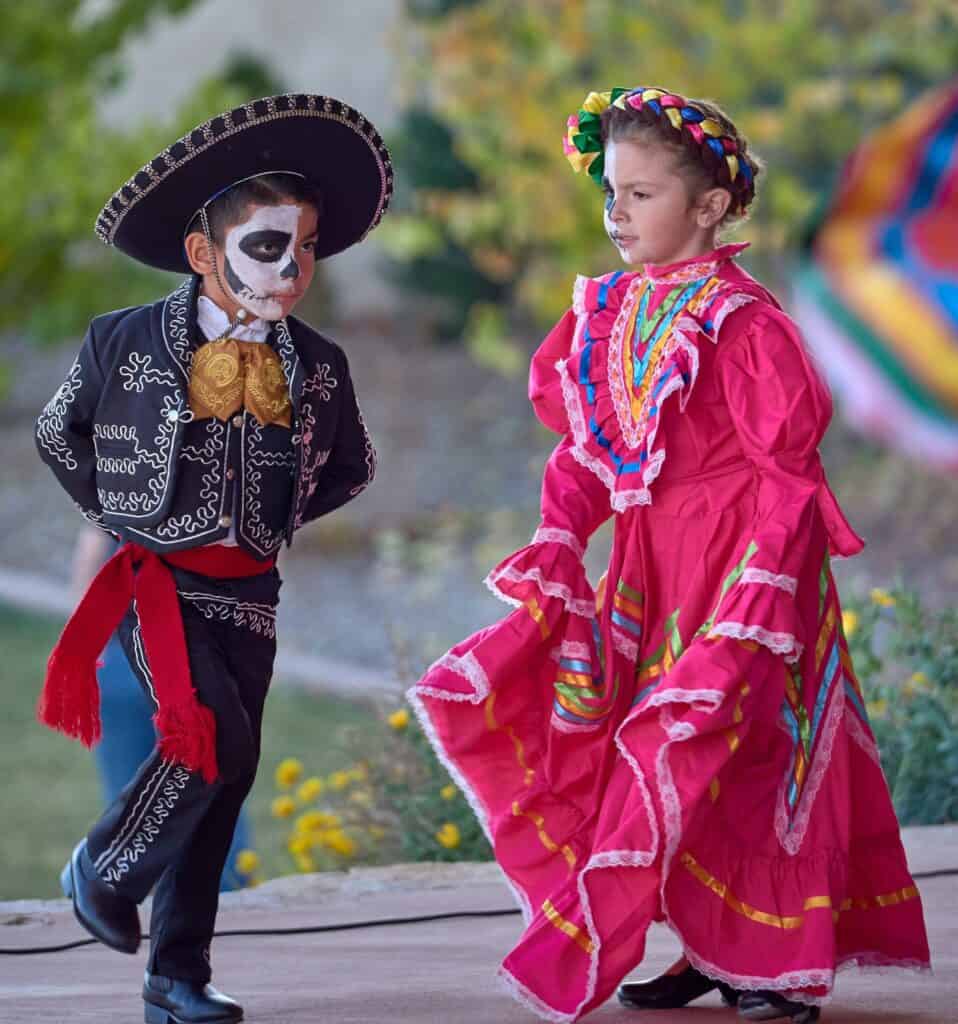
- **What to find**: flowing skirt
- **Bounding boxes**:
[409,497,930,1021]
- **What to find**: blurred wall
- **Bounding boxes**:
[100,0,404,320]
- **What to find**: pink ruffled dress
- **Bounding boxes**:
[409,243,930,1021]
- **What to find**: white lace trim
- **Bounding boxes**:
[774,677,845,856]
[845,706,882,766]
[550,640,592,663]
[740,568,799,595]
[680,945,930,1006]
[645,687,725,712]
[485,565,596,619]
[497,966,574,1023]
[708,621,804,663]
[712,292,756,337]
[406,665,534,925]
[571,274,590,319]
[610,628,639,662]
[532,526,585,560]
[413,650,490,705]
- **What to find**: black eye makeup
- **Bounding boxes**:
[238,230,293,263]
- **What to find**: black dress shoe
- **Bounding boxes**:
[618,963,739,1009]
[143,973,243,1023]
[738,991,820,1022]
[61,840,141,954]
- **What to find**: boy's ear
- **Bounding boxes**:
[184,231,215,275]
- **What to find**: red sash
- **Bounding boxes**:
[38,542,274,783]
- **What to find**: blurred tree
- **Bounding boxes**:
[0,2,280,342]
[386,0,958,337]
[383,0,505,340]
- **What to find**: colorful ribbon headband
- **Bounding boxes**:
[563,87,753,191]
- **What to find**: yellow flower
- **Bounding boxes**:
[841,610,859,637]
[866,698,889,718]
[870,588,896,608]
[235,849,260,875]
[348,789,373,807]
[294,852,316,873]
[436,822,461,849]
[294,811,341,835]
[297,776,325,803]
[324,829,358,857]
[275,758,304,789]
[903,671,930,698]
[271,795,296,819]
[328,770,352,791]
[388,707,411,731]
[288,834,314,856]
[440,784,457,801]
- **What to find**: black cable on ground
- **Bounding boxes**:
[0,907,521,956]
[2,867,955,956]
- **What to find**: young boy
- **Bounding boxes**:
[36,93,392,1024]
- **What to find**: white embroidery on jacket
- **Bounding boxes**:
[36,359,83,470]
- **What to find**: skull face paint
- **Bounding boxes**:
[222,204,312,320]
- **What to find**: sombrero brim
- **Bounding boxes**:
[95,94,393,273]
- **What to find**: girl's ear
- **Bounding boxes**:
[184,231,215,275]
[696,187,732,229]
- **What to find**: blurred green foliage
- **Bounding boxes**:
[0,2,279,342]
[385,0,958,334]
[845,586,958,825]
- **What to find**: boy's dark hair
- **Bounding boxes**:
[600,95,762,224]
[185,173,324,244]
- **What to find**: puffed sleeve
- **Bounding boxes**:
[529,308,578,434]
[34,323,108,528]
[701,304,861,661]
[298,350,376,524]
[485,308,613,619]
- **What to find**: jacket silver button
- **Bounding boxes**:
[166,409,179,422]
[218,515,232,528]
[231,414,244,428]
[226,468,235,481]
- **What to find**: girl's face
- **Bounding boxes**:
[602,137,718,267]
[219,201,319,320]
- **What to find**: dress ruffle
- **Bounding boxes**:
[556,270,767,512]
[705,572,805,663]
[486,528,596,620]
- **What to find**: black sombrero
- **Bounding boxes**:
[95,93,393,272]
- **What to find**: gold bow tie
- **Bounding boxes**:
[188,338,292,428]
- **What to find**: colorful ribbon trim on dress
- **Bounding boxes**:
[680,850,920,929]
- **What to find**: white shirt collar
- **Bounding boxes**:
[197,295,271,343]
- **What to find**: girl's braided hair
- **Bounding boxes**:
[565,87,763,224]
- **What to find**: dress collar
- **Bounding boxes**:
[197,295,271,343]
[642,241,750,285]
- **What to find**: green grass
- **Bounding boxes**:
[0,604,377,900]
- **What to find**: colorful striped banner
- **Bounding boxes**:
[794,78,958,471]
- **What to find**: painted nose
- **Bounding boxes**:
[280,258,300,280]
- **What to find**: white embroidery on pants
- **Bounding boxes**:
[101,765,191,883]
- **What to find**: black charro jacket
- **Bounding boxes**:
[35,277,375,559]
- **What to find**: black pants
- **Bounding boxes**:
[85,563,281,981]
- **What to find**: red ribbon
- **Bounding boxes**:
[38,542,273,783]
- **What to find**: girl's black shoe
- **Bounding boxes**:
[738,990,820,1022]
[618,963,739,1010]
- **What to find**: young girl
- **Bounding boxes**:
[409,87,930,1023]
[37,94,390,1024]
